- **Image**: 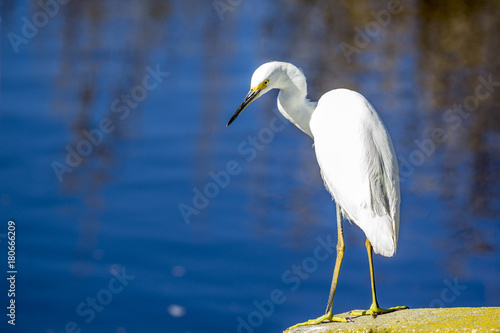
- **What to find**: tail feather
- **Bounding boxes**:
[363,214,397,257]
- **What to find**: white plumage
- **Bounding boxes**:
[229,61,400,256]
[227,61,406,328]
[311,89,400,257]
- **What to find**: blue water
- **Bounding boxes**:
[1,1,499,332]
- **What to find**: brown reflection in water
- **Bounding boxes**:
[417,0,500,217]
[48,0,172,276]
[416,0,500,274]
[192,9,236,238]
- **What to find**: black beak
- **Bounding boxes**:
[227,89,261,127]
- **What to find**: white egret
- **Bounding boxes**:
[227,61,407,329]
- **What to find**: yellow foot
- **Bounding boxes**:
[285,313,348,331]
[350,304,408,317]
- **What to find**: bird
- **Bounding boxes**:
[226,61,407,330]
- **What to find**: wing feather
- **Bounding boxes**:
[310,89,400,257]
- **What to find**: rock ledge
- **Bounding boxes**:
[286,307,500,333]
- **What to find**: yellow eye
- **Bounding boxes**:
[264,79,269,85]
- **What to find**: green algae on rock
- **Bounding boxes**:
[286,307,500,333]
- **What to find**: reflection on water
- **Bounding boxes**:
[52,1,174,278]
[1,0,499,332]
[418,0,500,209]
[416,0,500,274]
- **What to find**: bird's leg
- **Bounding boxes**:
[350,239,408,317]
[324,203,346,316]
[285,203,348,331]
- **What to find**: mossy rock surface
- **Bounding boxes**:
[286,307,500,333]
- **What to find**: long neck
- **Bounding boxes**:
[277,87,317,139]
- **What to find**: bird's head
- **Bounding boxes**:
[227,62,288,127]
